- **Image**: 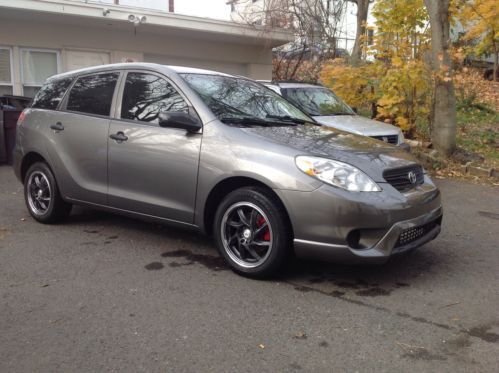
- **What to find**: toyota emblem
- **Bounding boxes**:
[408,171,417,184]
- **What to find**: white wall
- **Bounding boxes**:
[0,16,273,96]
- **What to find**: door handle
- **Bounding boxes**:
[50,122,64,131]
[109,131,128,143]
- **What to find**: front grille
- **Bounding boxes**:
[383,164,424,191]
[371,135,398,144]
[396,219,440,247]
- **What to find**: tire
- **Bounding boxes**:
[24,162,72,224]
[213,186,292,278]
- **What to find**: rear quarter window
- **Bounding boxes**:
[66,72,119,117]
[31,77,74,110]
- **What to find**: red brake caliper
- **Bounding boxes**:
[256,216,270,241]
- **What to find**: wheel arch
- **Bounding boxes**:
[20,152,49,183]
[202,176,294,237]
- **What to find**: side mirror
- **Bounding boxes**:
[158,112,202,133]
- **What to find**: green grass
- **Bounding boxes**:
[456,103,499,162]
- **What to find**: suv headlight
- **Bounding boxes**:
[398,131,405,145]
[295,156,381,192]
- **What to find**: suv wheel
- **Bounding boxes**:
[214,187,291,278]
[24,162,72,223]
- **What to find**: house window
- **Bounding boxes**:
[21,48,60,97]
[0,47,13,96]
[367,29,374,46]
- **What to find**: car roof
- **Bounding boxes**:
[48,63,233,81]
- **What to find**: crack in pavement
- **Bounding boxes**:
[285,280,499,344]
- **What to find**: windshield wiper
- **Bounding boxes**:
[265,114,305,124]
[220,116,297,127]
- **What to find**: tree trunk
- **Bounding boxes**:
[351,0,370,65]
[424,0,456,157]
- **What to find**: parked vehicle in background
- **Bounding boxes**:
[14,63,441,278]
[261,81,409,149]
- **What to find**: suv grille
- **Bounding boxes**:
[383,165,424,191]
[371,135,398,144]
[396,219,440,247]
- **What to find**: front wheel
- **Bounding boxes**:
[213,187,292,278]
[24,162,72,223]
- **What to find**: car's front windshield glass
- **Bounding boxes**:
[283,87,355,116]
[180,73,311,124]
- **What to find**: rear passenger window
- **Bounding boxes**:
[67,72,119,116]
[32,77,73,110]
[121,72,188,124]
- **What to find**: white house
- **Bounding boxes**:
[0,0,293,97]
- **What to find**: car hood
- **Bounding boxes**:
[313,115,401,137]
[241,124,417,182]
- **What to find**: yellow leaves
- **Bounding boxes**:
[319,59,377,110]
[320,56,432,137]
[377,95,403,107]
[456,0,498,58]
[398,117,411,130]
[392,56,404,67]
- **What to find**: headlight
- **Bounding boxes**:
[295,156,381,192]
[398,131,405,145]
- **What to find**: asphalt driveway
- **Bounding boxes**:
[0,165,498,372]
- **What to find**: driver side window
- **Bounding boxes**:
[121,72,188,124]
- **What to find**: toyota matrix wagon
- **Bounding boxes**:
[13,63,442,277]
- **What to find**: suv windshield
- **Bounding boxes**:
[180,73,311,125]
[282,87,355,116]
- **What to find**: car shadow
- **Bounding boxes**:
[66,205,443,291]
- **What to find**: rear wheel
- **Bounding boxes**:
[24,162,72,223]
[214,187,292,278]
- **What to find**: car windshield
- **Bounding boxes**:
[282,87,355,116]
[180,73,312,125]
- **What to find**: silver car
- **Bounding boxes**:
[13,63,442,278]
[261,81,407,147]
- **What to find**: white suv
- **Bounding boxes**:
[261,81,407,147]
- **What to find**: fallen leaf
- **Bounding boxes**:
[440,301,461,308]
[258,344,265,349]
[293,331,307,340]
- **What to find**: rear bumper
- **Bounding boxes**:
[293,205,442,264]
[12,147,23,182]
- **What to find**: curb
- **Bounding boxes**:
[414,151,498,180]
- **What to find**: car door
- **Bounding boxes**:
[46,71,120,205]
[107,70,202,223]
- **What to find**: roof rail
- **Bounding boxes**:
[270,80,323,86]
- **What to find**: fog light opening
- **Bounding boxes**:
[347,230,362,249]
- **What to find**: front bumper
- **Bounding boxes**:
[275,178,442,264]
[293,206,442,264]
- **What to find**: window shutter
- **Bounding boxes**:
[0,49,11,84]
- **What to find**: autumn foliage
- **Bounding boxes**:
[320,0,432,136]
[456,0,498,81]
[318,0,497,140]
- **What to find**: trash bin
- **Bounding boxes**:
[0,113,6,164]
[3,109,22,165]
[0,95,31,165]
